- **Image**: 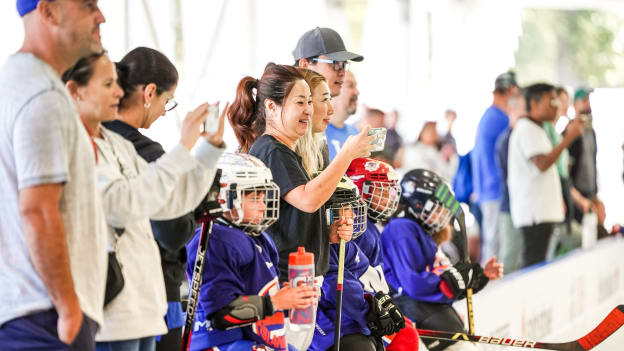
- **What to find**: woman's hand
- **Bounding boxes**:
[203,102,229,147]
[483,256,504,281]
[180,102,211,150]
[270,284,317,311]
[340,125,376,160]
[329,217,354,243]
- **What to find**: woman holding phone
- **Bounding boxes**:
[228,63,373,349]
[102,46,219,351]
[63,50,226,351]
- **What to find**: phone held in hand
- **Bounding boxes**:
[578,113,592,129]
[204,104,219,134]
[367,127,387,152]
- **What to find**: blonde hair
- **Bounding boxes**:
[295,68,328,176]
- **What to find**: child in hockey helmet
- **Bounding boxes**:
[381,169,502,351]
[347,159,421,350]
[311,176,405,351]
[346,157,401,221]
[216,152,281,234]
[186,153,316,351]
[323,175,368,241]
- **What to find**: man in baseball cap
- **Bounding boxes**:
[471,70,519,266]
[293,27,363,97]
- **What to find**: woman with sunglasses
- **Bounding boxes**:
[62,49,226,351]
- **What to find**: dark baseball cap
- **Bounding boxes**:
[494,71,518,91]
[16,0,40,17]
[292,27,364,62]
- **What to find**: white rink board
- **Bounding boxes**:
[453,236,624,350]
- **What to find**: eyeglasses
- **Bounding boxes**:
[165,99,178,112]
[312,58,350,72]
[550,98,560,108]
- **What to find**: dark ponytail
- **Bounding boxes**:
[116,47,178,110]
[61,51,107,86]
[229,77,262,153]
[228,63,304,153]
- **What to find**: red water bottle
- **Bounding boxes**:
[288,247,315,330]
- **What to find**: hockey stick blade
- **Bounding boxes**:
[418,305,624,350]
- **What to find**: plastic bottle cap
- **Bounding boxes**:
[289,246,314,266]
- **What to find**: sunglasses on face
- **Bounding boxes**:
[312,58,350,72]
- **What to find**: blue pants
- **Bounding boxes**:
[96,336,156,351]
[0,308,98,351]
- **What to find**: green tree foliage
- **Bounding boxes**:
[515,9,624,88]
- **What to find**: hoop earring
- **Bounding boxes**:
[144,103,151,109]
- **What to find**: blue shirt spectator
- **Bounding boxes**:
[471,105,509,203]
[495,128,512,213]
[325,123,359,160]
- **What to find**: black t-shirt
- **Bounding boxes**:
[249,134,329,280]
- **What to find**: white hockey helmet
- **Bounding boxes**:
[322,175,368,239]
[217,153,280,235]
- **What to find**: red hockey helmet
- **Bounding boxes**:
[346,157,401,220]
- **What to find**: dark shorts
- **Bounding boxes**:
[0,308,98,351]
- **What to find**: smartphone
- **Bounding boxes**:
[578,113,592,128]
[204,104,219,134]
[367,127,387,152]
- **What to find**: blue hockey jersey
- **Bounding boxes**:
[309,242,371,351]
[186,223,290,351]
[381,217,453,304]
[354,219,389,294]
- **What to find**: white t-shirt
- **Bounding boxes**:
[0,54,108,326]
[508,118,564,227]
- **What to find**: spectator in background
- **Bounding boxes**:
[379,110,404,168]
[402,121,458,182]
[471,71,518,264]
[439,109,457,151]
[566,87,606,227]
[495,88,526,274]
[325,71,361,160]
[0,2,107,349]
[508,83,583,267]
[361,107,385,129]
[544,87,582,257]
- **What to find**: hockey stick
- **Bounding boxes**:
[334,238,346,351]
[181,170,223,351]
[452,205,475,335]
[417,304,624,350]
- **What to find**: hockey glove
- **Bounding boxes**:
[470,263,489,294]
[365,292,406,337]
[440,262,474,300]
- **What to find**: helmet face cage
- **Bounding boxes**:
[361,180,401,220]
[405,180,460,235]
[326,198,368,239]
[221,182,280,235]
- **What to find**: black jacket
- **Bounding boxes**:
[103,120,198,301]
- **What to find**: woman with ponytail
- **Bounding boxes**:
[229,63,374,350]
[63,47,227,351]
